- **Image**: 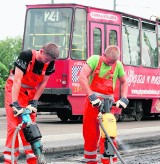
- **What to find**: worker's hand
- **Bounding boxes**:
[89,94,101,107]
[115,97,129,109]
[26,100,38,113]
[10,101,24,116]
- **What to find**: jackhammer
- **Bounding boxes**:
[98,97,126,164]
[11,108,47,164]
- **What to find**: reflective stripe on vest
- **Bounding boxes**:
[93,92,114,99]
[21,84,34,89]
[4,146,19,152]
[84,149,98,162]
[4,154,19,161]
[84,149,97,155]
[26,153,36,159]
[8,74,35,89]
[85,157,98,162]
[23,145,32,150]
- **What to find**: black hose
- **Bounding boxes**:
[98,114,126,164]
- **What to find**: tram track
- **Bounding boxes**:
[118,146,160,164]
[49,145,160,163]
[122,145,160,157]
[4,142,160,163]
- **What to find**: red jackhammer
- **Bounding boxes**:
[98,97,126,164]
[11,108,47,164]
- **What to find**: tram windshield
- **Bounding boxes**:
[23,7,87,60]
[23,8,72,59]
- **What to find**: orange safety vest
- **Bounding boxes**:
[21,50,49,89]
[8,50,49,106]
[90,56,116,95]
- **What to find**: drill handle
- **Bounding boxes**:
[21,108,32,124]
[100,97,115,113]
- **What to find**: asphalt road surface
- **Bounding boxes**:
[1,114,160,163]
[1,113,160,140]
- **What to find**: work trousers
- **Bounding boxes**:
[3,78,37,164]
[83,99,118,164]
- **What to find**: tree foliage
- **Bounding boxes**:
[0,62,8,90]
[0,36,22,90]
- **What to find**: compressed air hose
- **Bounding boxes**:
[98,113,126,164]
[11,123,23,164]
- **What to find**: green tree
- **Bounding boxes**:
[0,36,22,107]
[0,36,22,72]
[0,62,8,90]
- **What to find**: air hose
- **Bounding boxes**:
[11,123,23,164]
[98,113,126,164]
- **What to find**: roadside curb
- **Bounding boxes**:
[0,107,55,117]
[0,107,5,117]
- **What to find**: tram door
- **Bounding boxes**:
[90,23,105,56]
[90,23,120,56]
[106,25,121,103]
[106,25,120,49]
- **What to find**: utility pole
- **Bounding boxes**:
[113,0,116,11]
[51,0,54,3]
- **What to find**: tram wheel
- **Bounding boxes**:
[135,112,143,121]
[69,115,82,121]
[57,110,69,122]
[133,101,143,121]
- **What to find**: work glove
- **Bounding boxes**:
[115,97,129,109]
[10,101,24,116]
[26,100,38,113]
[89,93,101,107]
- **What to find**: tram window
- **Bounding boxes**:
[122,25,140,66]
[109,30,117,45]
[142,31,158,68]
[122,17,139,27]
[71,8,87,60]
[158,37,160,67]
[158,25,160,67]
[23,8,72,59]
[93,28,102,55]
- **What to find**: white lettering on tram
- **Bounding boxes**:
[131,89,160,95]
[127,69,145,86]
[151,76,160,85]
[90,12,118,21]
[127,69,160,86]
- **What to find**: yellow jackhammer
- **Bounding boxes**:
[98,97,126,164]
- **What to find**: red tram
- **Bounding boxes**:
[22,3,160,121]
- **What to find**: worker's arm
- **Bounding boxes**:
[119,75,128,98]
[115,75,129,108]
[11,67,24,116]
[12,67,24,102]
[32,75,50,100]
[79,63,101,107]
[79,63,93,96]
[26,75,50,113]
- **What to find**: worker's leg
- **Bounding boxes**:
[3,79,20,164]
[83,99,100,164]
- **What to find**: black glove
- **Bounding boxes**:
[10,101,24,116]
[89,94,101,107]
[115,97,129,109]
[26,100,38,113]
